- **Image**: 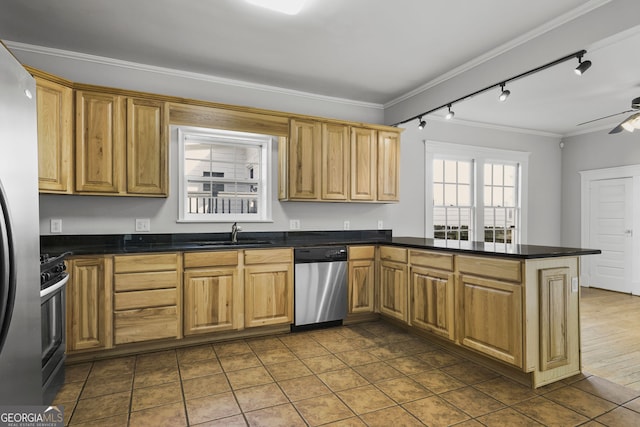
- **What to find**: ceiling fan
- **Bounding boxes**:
[577,96,640,134]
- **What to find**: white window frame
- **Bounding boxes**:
[432,157,475,242]
[176,125,273,223]
[425,141,530,243]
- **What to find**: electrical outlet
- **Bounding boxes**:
[377,220,384,230]
[571,277,579,292]
[289,219,300,230]
[135,218,151,232]
[343,220,350,230]
[50,219,62,233]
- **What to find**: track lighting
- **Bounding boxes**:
[499,83,510,102]
[445,105,454,120]
[574,54,592,75]
[418,116,426,130]
[393,49,590,127]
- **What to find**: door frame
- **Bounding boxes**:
[580,165,640,294]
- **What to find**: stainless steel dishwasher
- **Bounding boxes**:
[293,246,348,331]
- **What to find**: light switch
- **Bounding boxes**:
[50,219,62,233]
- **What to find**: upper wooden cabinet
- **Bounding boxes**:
[322,123,350,201]
[280,120,400,203]
[377,130,400,201]
[288,119,321,200]
[75,90,168,196]
[75,90,125,193]
[127,98,167,195]
[35,77,73,194]
[350,127,377,201]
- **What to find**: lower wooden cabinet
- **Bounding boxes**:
[113,253,181,344]
[459,274,523,367]
[66,257,113,352]
[183,251,241,335]
[539,267,571,371]
[348,246,375,313]
[410,266,455,340]
[379,260,408,322]
[244,249,293,328]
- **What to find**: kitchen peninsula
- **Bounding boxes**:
[42,231,599,388]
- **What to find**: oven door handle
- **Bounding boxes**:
[40,274,69,299]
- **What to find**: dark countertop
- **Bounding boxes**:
[40,230,601,260]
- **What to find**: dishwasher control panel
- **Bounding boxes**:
[294,246,348,263]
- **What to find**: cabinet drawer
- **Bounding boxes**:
[410,250,454,271]
[113,253,178,273]
[244,248,292,265]
[184,251,238,269]
[348,246,375,260]
[114,271,177,291]
[457,255,522,283]
[379,246,407,263]
[114,306,178,344]
[114,288,176,310]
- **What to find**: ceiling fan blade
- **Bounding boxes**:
[577,110,635,126]
[609,112,640,134]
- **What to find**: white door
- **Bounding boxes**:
[589,178,633,293]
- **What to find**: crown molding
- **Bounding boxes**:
[384,0,612,109]
[5,40,383,110]
[419,114,563,139]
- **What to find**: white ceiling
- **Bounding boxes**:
[1,0,639,136]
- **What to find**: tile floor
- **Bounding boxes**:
[54,321,640,426]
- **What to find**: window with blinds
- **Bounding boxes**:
[177,127,272,222]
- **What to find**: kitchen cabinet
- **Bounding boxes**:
[244,248,293,327]
[321,123,350,200]
[377,130,400,201]
[76,90,168,196]
[538,267,571,371]
[350,127,377,201]
[348,246,375,313]
[75,90,125,193]
[35,76,74,194]
[183,251,241,335]
[113,253,181,344]
[378,246,408,322]
[457,255,523,367]
[409,250,455,340]
[287,119,321,200]
[126,98,168,195]
[66,256,113,352]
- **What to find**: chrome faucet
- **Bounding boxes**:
[231,222,241,243]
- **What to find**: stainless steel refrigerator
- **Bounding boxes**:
[0,41,43,404]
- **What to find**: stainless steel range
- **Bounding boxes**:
[40,252,69,404]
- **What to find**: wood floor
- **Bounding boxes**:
[581,287,640,390]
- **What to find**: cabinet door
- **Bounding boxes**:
[127,98,168,195]
[350,127,377,201]
[379,260,408,322]
[348,259,374,313]
[289,119,321,199]
[244,263,293,327]
[459,274,523,367]
[35,77,73,194]
[184,268,239,335]
[321,123,349,200]
[75,91,125,193]
[539,267,570,371]
[411,267,455,340]
[377,130,400,202]
[67,257,113,352]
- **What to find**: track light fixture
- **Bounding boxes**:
[444,105,455,120]
[393,49,590,127]
[418,116,426,130]
[499,83,510,102]
[574,53,592,75]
